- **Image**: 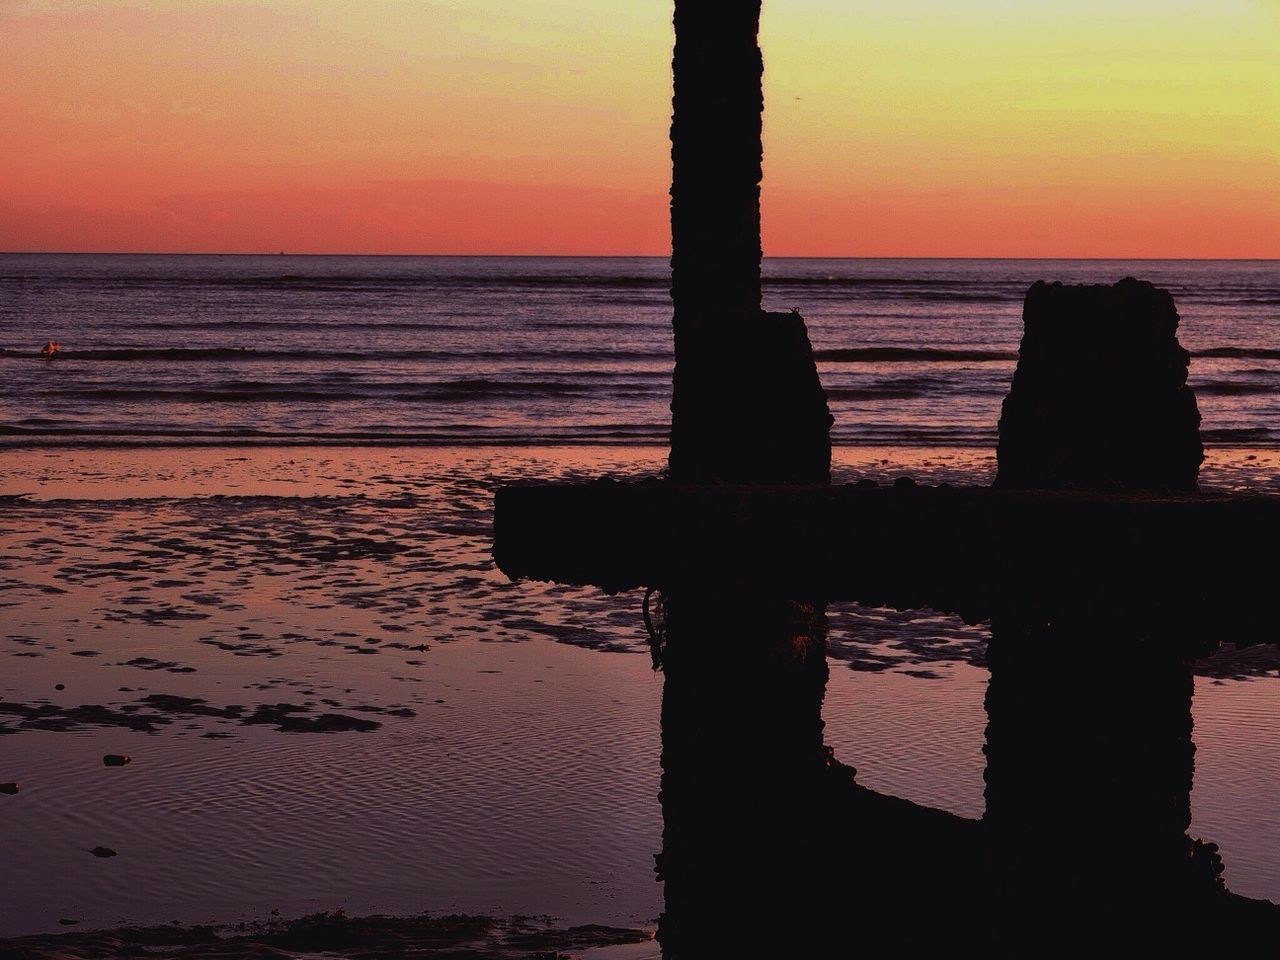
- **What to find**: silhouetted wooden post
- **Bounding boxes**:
[660,4,834,954]
[669,2,763,326]
[986,279,1216,930]
[668,1,831,484]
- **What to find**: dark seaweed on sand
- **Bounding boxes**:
[0,911,653,959]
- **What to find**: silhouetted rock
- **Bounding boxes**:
[90,846,117,858]
[0,782,17,795]
[102,754,131,767]
[996,278,1203,492]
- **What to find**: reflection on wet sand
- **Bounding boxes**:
[5,445,1280,954]
[655,592,979,955]
[637,274,1280,953]
[654,587,1279,956]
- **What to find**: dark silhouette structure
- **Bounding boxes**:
[655,595,990,956]
[496,370,1280,956]
[669,3,763,321]
[661,4,835,951]
[983,617,1209,923]
[494,0,1280,954]
[996,277,1204,492]
[668,0,831,485]
[987,277,1215,930]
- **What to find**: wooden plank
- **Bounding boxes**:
[494,482,1280,650]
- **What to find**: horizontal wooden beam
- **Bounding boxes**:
[494,482,1280,653]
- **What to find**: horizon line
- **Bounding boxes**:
[2,251,1277,262]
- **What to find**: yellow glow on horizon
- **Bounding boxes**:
[1,0,1276,256]
[759,0,1278,256]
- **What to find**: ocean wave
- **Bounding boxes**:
[1194,348,1280,361]
[0,424,674,446]
[814,346,1280,364]
[0,346,669,363]
[129,319,482,332]
[1191,380,1277,397]
[1,346,288,361]
[44,379,662,404]
[815,347,1017,362]
[0,273,671,291]
[829,427,998,448]
[11,343,1268,365]
[823,375,997,402]
[1201,427,1277,443]
[3,423,1273,449]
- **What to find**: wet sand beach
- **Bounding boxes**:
[4,445,1280,955]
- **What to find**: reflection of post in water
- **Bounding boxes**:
[655,595,835,956]
[984,617,1209,916]
[652,589,985,955]
[985,279,1219,927]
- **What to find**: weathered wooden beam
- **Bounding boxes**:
[493,481,1280,648]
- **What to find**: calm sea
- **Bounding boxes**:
[2,254,1277,448]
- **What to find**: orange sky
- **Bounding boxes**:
[2,0,1277,257]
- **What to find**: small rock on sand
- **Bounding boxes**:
[0,782,18,795]
[103,754,132,767]
[90,846,118,858]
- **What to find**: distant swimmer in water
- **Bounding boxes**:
[40,341,61,359]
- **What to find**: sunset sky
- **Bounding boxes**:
[2,0,1277,257]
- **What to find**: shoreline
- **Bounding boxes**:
[3,442,1280,501]
[1,432,1275,448]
